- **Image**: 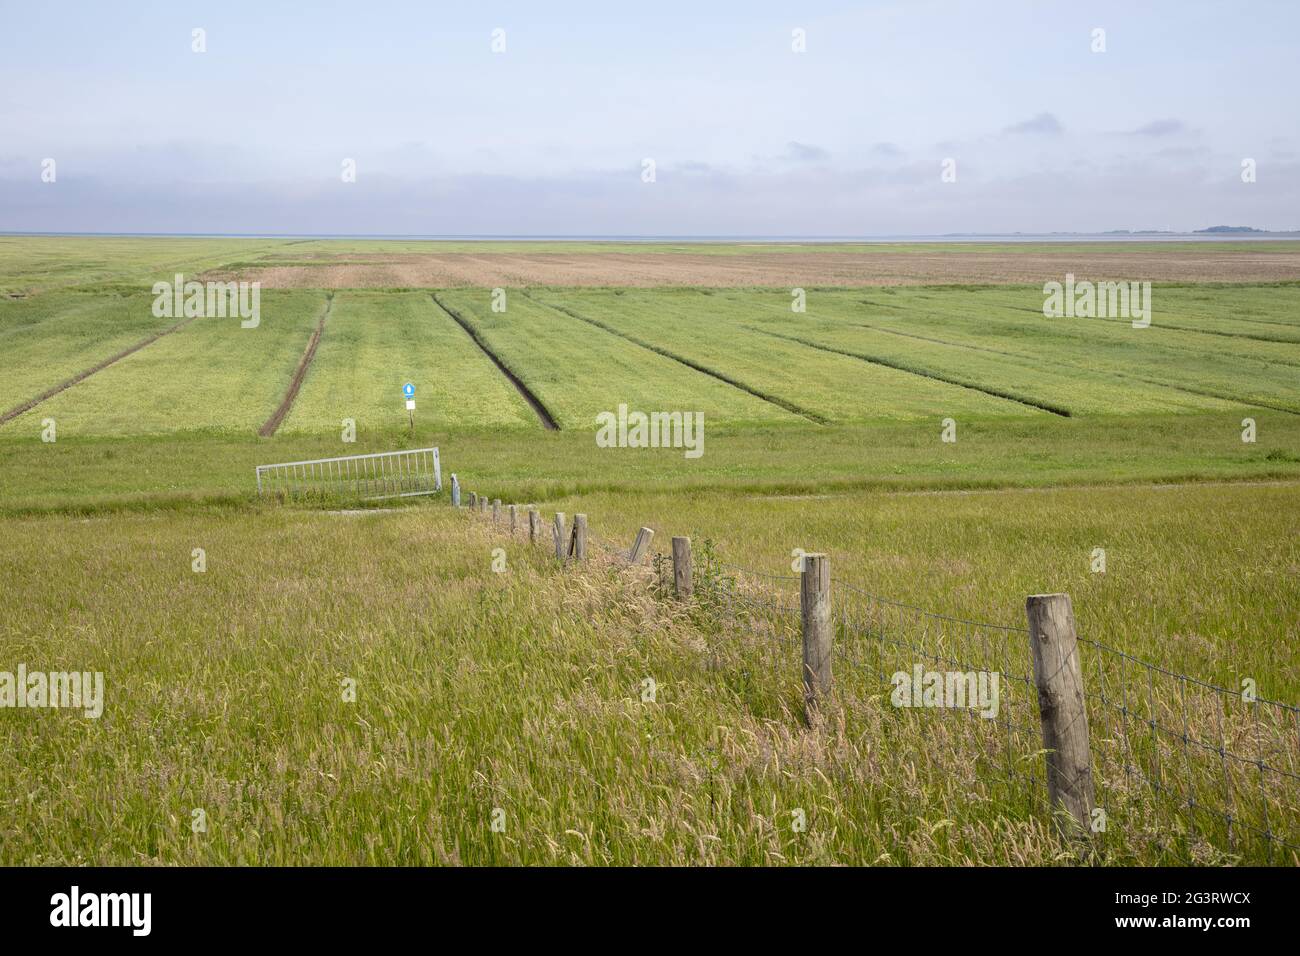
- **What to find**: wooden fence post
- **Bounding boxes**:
[1025,593,1096,836]
[479,496,487,515]
[450,474,461,507]
[493,498,501,523]
[672,536,692,600]
[469,492,477,509]
[572,514,587,561]
[628,527,655,564]
[528,507,540,543]
[508,504,517,533]
[800,553,832,721]
[554,512,567,561]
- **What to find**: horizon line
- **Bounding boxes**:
[4,230,1299,243]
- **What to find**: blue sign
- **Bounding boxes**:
[402,382,415,399]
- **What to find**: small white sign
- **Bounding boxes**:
[406,399,416,411]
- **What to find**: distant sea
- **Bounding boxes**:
[4,232,1298,243]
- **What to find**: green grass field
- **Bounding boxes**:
[5,292,328,436]
[435,290,797,427]
[1,237,1296,865]
[0,236,289,296]
[282,292,540,433]
[8,281,1295,439]
[0,292,175,414]
[1,487,1293,865]
[524,288,1036,422]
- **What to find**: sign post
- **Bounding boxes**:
[403,382,415,433]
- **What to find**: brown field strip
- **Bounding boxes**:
[201,247,1300,288]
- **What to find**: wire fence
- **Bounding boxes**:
[835,579,1049,810]
[479,506,1299,863]
[697,543,1294,862]
[1078,632,1299,861]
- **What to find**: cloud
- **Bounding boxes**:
[6,149,1298,237]
[785,141,830,162]
[1129,119,1186,137]
[871,142,903,157]
[1003,112,1063,135]
[676,160,717,174]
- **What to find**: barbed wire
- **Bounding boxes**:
[692,534,1296,860]
[457,498,1298,861]
[1078,633,1299,714]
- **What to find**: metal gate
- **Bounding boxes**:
[255,447,441,500]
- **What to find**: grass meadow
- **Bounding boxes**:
[0,492,1293,865]
[435,290,792,426]
[0,292,174,413]
[282,292,539,433]
[5,292,328,436]
[0,237,1296,865]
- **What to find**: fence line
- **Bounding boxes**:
[454,487,1299,863]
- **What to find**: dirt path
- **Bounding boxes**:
[0,316,197,426]
[430,294,559,430]
[258,293,334,437]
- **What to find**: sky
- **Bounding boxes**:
[1,0,1296,236]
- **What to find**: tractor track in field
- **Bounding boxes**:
[431,294,559,430]
[748,327,1073,417]
[0,315,199,426]
[521,292,828,424]
[1097,316,1300,346]
[968,301,1300,357]
[842,321,1300,416]
[258,293,334,437]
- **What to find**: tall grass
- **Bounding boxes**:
[1,497,1294,865]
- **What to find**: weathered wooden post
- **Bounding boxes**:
[450,474,461,507]
[554,512,567,561]
[672,536,692,600]
[528,507,540,543]
[508,504,518,533]
[572,514,588,561]
[1025,593,1096,836]
[493,498,501,523]
[479,496,487,515]
[628,527,655,564]
[800,553,832,721]
[469,491,477,509]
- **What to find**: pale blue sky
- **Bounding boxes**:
[1,0,1296,234]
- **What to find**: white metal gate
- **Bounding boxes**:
[255,447,441,500]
